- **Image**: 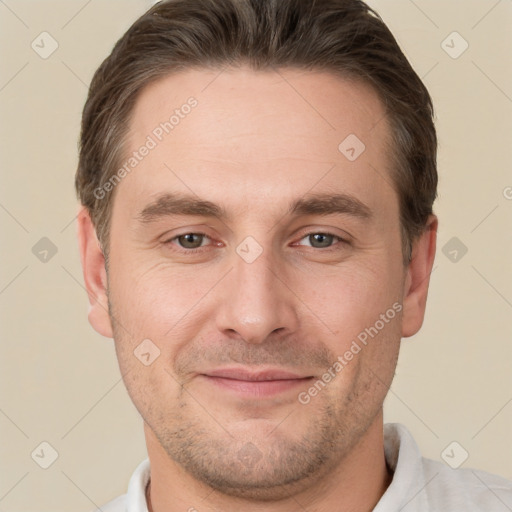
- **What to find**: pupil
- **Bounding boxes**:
[312,233,332,248]
[181,234,201,248]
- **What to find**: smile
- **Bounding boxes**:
[200,368,314,398]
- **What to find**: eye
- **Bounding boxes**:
[168,232,211,250]
[163,231,348,254]
[297,232,346,249]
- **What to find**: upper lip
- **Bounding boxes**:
[202,368,312,381]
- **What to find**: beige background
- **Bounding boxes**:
[0,0,511,510]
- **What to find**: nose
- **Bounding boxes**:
[214,243,300,345]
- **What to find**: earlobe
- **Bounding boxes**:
[401,215,438,338]
[76,206,113,339]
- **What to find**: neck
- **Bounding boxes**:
[144,411,392,512]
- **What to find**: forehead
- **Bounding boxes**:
[118,67,396,218]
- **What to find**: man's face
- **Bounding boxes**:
[89,68,420,498]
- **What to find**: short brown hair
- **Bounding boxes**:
[75,0,437,265]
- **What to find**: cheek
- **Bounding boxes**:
[109,261,199,330]
[295,260,402,343]
[108,236,404,351]
[115,350,181,426]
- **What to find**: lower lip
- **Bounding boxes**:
[202,376,313,398]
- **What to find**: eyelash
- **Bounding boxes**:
[163,231,349,254]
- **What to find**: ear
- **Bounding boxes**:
[76,206,113,338]
[401,214,438,338]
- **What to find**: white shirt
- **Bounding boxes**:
[95,423,512,511]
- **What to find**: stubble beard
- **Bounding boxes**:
[107,291,394,501]
[142,373,383,501]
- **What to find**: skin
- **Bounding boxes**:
[77,67,437,512]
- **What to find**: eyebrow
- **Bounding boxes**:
[136,191,372,224]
